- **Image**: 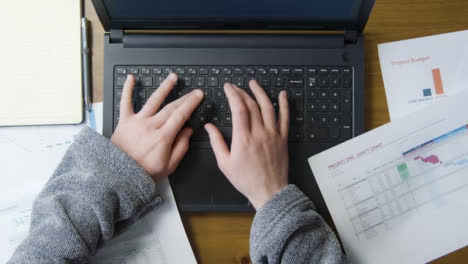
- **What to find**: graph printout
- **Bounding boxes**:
[308,89,468,264]
[378,30,468,120]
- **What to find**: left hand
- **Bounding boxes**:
[111,73,204,181]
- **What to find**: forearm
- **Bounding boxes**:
[8,127,161,264]
[250,185,346,264]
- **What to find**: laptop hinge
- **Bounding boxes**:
[344,30,358,45]
[109,29,124,43]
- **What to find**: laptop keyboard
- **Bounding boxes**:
[113,65,353,142]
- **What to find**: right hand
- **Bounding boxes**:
[204,80,290,210]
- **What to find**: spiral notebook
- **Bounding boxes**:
[0,0,83,126]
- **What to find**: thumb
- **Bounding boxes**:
[204,123,230,171]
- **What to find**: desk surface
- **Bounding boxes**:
[84,0,468,263]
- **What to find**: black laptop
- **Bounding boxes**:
[92,0,375,212]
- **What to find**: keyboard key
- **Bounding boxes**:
[246,68,256,75]
[216,101,228,112]
[234,77,245,87]
[273,77,284,87]
[341,125,352,139]
[195,77,205,87]
[180,76,192,87]
[257,68,267,75]
[164,67,173,75]
[330,101,340,112]
[142,76,153,87]
[307,90,317,99]
[141,67,151,75]
[187,67,197,75]
[319,114,329,124]
[266,88,278,99]
[330,115,340,124]
[343,78,352,88]
[208,77,218,87]
[330,68,340,75]
[319,78,329,88]
[115,76,127,87]
[319,102,328,112]
[307,68,317,75]
[234,68,243,75]
[260,77,271,87]
[307,127,328,140]
[175,67,186,75]
[281,68,291,75]
[155,76,165,86]
[307,114,318,125]
[222,113,232,126]
[213,89,225,100]
[201,89,211,100]
[135,89,146,99]
[331,78,340,88]
[319,89,329,99]
[199,67,209,75]
[129,67,139,74]
[210,114,221,125]
[307,101,318,112]
[293,68,304,75]
[289,128,304,142]
[307,77,317,88]
[221,76,232,85]
[152,67,162,75]
[329,126,340,139]
[288,78,304,87]
[210,67,221,75]
[319,68,329,75]
[330,89,340,99]
[342,115,352,126]
[116,67,127,75]
[203,101,215,112]
[342,67,352,75]
[222,67,232,75]
[269,68,279,75]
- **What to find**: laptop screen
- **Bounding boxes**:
[103,0,362,22]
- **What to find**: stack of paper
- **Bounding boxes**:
[308,30,468,264]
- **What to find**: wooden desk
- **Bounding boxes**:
[84,0,468,263]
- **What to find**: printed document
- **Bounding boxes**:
[308,90,468,264]
[378,30,468,120]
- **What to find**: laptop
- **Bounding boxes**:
[92,0,375,212]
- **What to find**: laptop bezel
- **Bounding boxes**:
[91,0,375,33]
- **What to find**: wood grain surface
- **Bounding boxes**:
[84,0,468,263]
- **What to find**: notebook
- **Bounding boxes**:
[0,0,83,126]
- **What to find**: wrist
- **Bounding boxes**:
[249,183,288,210]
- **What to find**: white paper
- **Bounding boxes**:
[0,0,83,126]
[378,30,468,120]
[308,90,468,264]
[0,103,102,263]
[89,179,197,264]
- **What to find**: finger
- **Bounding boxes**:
[168,127,193,170]
[278,90,290,139]
[233,85,263,129]
[162,89,204,139]
[205,123,230,171]
[139,73,178,117]
[224,83,250,133]
[120,75,135,118]
[248,80,276,130]
[150,90,192,128]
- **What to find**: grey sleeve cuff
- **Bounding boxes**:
[250,184,345,264]
[73,126,160,207]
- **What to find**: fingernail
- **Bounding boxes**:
[194,89,204,98]
[224,83,232,89]
[168,73,177,80]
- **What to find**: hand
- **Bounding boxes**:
[111,73,204,181]
[205,80,289,210]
